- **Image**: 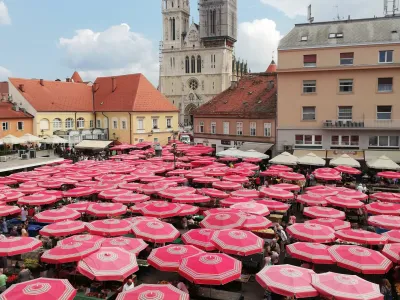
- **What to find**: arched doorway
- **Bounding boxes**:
[184,103,197,127]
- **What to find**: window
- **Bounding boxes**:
[111,118,118,129]
[139,139,144,142]
[2,122,8,131]
[379,50,393,63]
[264,123,271,137]
[154,138,159,143]
[302,106,316,120]
[339,79,353,93]
[152,118,158,129]
[191,56,195,73]
[210,9,216,34]
[103,119,108,128]
[236,122,243,136]
[211,122,216,134]
[53,118,62,129]
[250,122,256,136]
[377,106,392,120]
[295,135,322,145]
[65,118,73,129]
[96,120,101,128]
[223,122,229,135]
[166,118,172,128]
[185,56,189,74]
[340,52,354,65]
[197,56,202,73]
[211,54,216,69]
[40,119,50,130]
[76,117,85,129]
[137,119,144,130]
[329,33,336,38]
[331,135,359,146]
[303,54,316,67]
[89,120,94,128]
[17,121,24,131]
[338,106,353,120]
[189,79,198,90]
[378,78,393,92]
[301,36,308,41]
[303,80,316,93]
[199,121,204,133]
[121,121,127,130]
[369,136,399,147]
[329,33,343,39]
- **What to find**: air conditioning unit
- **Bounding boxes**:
[0,156,7,162]
[283,145,293,152]
[323,120,333,128]
[21,154,28,160]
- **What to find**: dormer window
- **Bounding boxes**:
[329,33,344,39]
[301,36,308,41]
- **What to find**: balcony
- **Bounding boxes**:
[323,119,400,130]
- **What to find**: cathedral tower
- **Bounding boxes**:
[162,0,190,48]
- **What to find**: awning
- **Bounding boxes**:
[326,150,364,160]
[293,149,326,159]
[239,142,273,153]
[365,150,400,163]
[75,140,112,150]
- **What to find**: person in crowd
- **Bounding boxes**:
[277,226,288,251]
[356,183,363,192]
[9,226,18,237]
[122,279,135,292]
[1,219,7,235]
[21,224,28,237]
[20,206,27,222]
[255,176,261,188]
[271,251,279,265]
[380,279,392,300]
[181,216,188,230]
[18,264,32,282]
[263,255,272,268]
[0,269,7,293]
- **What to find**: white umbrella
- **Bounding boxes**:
[19,134,42,143]
[216,148,244,158]
[41,135,68,144]
[367,155,400,170]
[329,154,360,168]
[0,134,24,145]
[269,151,298,166]
[298,152,326,166]
[242,150,269,159]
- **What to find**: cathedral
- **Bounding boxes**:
[159,0,244,126]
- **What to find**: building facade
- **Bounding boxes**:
[193,69,277,155]
[0,100,33,138]
[159,0,239,126]
[277,17,400,158]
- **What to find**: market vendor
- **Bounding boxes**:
[0,269,7,292]
[122,279,134,292]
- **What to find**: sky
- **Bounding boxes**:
[0,0,385,85]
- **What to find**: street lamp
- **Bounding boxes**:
[172,142,177,169]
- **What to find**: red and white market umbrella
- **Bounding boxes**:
[185,171,206,179]
[382,230,400,243]
[382,243,400,263]
[336,190,368,201]
[211,229,264,256]
[200,212,246,230]
[279,172,305,181]
[329,245,392,274]
[41,240,102,263]
[91,182,119,193]
[286,242,335,264]
[311,272,382,300]
[18,194,58,206]
[297,194,327,206]
[65,201,90,213]
[304,206,346,220]
[256,265,318,298]
[368,215,400,230]
[366,202,400,215]
[203,208,241,216]
[334,165,362,174]
[231,189,260,198]
[34,208,81,223]
[118,182,142,192]
[139,201,182,218]
[325,196,364,209]
[132,220,180,243]
[139,181,172,195]
[313,169,342,181]
[0,278,77,300]
[128,216,159,225]
[0,177,18,185]
[241,214,272,230]
[305,218,351,231]
[269,165,293,172]
[258,199,290,211]
[212,181,242,191]
[140,175,165,183]
[39,220,87,237]
[335,229,388,245]
[0,237,42,256]
[0,205,20,217]
[98,189,130,199]
[101,237,148,256]
[371,192,400,203]
[158,186,196,199]
[87,203,127,217]
[286,223,336,243]
[181,229,216,251]
[40,190,63,199]
[148,245,204,272]
[172,194,211,204]
[95,174,125,182]
[259,187,294,201]
[58,234,105,246]
[231,201,270,216]
[116,284,189,300]
[178,204,199,216]
[38,180,66,189]
[86,219,132,237]
[179,253,242,285]
[77,247,138,281]
[200,188,229,199]
[63,187,96,198]
[112,193,150,204]
[205,169,227,177]
[193,176,220,184]
[75,181,98,187]
[307,188,338,197]
[272,183,301,192]
[220,196,253,207]
[0,190,24,202]
[222,175,249,184]
[377,171,400,179]
[15,186,46,194]
[66,174,92,182]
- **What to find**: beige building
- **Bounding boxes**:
[277,17,400,158]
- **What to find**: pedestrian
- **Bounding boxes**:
[380,279,392,300]
[1,219,7,235]
[9,226,18,237]
[122,279,135,292]
[20,206,27,222]
[21,225,28,237]
[18,264,32,282]
[0,268,7,293]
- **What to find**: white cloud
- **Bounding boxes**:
[59,23,159,85]
[0,66,11,80]
[260,0,383,21]
[236,19,282,73]
[0,1,11,25]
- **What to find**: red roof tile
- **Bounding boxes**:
[266,60,277,73]
[9,78,93,112]
[193,73,277,118]
[93,74,178,112]
[71,71,83,83]
[0,102,33,119]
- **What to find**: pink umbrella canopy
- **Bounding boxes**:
[334,165,362,175]
[148,244,204,272]
[377,171,400,179]
[256,265,318,298]
[313,168,342,181]
[200,212,246,230]
[382,230,400,243]
[231,189,260,198]
[205,169,227,177]
[179,253,242,285]
[86,219,132,237]
[18,194,58,206]
[91,182,119,193]
[0,190,24,202]
[185,171,206,179]
[0,278,77,300]
[203,208,241,216]
[336,189,368,201]
[269,165,293,172]
[77,247,139,281]
[158,186,196,199]
[305,218,351,231]
[231,201,270,216]
[118,182,143,192]
[286,223,336,243]
[41,240,102,264]
[311,272,383,300]
[279,172,305,181]
[63,187,96,198]
[371,192,400,203]
[181,229,216,251]
[0,177,18,185]
[75,181,98,187]
[0,237,42,256]
[66,174,93,182]
[368,215,400,230]
[140,175,165,183]
[65,201,90,213]
[87,203,127,217]
[139,201,182,218]
[112,193,150,204]
[101,237,148,256]
[58,234,105,246]
[139,181,173,195]
[222,175,249,184]
[193,176,220,184]
[258,199,290,211]
[212,181,242,191]
[172,194,211,203]
[296,194,328,206]
[178,204,200,216]
[200,188,229,199]
[328,245,392,274]
[241,214,272,230]
[116,284,189,300]
[382,243,400,263]
[15,186,47,194]
[0,205,21,217]
[40,190,63,199]
[34,208,81,223]
[39,220,87,237]
[259,187,294,200]
[132,220,180,243]
[325,196,364,209]
[365,202,400,215]
[38,180,66,189]
[98,189,131,199]
[335,229,388,245]
[304,206,346,220]
[220,196,253,207]
[271,183,301,191]
[286,242,335,264]
[307,188,339,197]
[211,229,264,256]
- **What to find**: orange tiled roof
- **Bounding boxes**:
[93,74,178,112]
[193,73,277,119]
[0,102,33,119]
[9,78,93,112]
[71,71,83,83]
[266,60,277,73]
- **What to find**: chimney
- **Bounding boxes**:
[66,78,71,82]
[112,77,117,92]
[92,82,100,92]
[39,79,44,86]
[19,84,25,92]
